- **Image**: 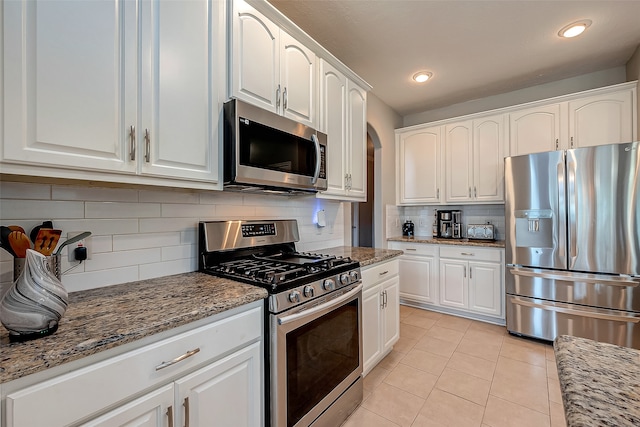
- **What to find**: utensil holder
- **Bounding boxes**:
[14,254,61,282]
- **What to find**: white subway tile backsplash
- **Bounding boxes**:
[85,202,161,219]
[0,182,346,292]
[52,185,139,202]
[113,232,182,251]
[0,182,51,199]
[0,200,84,219]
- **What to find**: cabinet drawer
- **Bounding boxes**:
[440,246,503,262]
[388,241,438,256]
[6,306,262,427]
[362,259,399,289]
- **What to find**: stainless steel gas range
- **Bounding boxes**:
[199,220,363,427]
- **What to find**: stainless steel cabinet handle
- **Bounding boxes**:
[155,348,200,371]
[460,252,474,256]
[474,187,477,198]
[469,267,472,279]
[129,125,136,161]
[283,87,288,110]
[276,84,281,111]
[405,248,417,251]
[144,129,150,163]
[463,266,466,278]
[509,296,640,323]
[380,290,385,309]
[468,187,471,198]
[379,270,389,276]
[570,136,574,148]
[436,188,440,199]
[167,406,174,427]
[555,138,559,150]
[183,397,190,427]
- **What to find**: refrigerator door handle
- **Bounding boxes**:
[567,159,578,262]
[557,160,566,258]
[507,266,640,287]
[509,296,640,323]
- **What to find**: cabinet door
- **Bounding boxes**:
[473,114,506,202]
[140,0,220,182]
[445,121,473,202]
[346,81,368,200]
[280,31,316,127]
[80,385,173,427]
[397,127,441,204]
[3,0,137,173]
[362,284,383,374]
[439,259,467,309]
[319,61,348,197]
[468,261,502,318]
[382,277,400,352]
[231,1,280,113]
[510,104,561,155]
[174,342,262,427]
[398,254,437,304]
[569,90,635,148]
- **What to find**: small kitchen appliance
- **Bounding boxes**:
[437,210,462,239]
[467,223,495,241]
[402,220,415,237]
[199,220,362,427]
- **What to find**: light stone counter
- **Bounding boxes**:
[554,335,640,427]
[0,272,267,384]
[387,236,505,248]
[320,246,403,267]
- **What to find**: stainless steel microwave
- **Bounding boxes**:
[223,98,328,194]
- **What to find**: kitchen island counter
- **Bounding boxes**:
[387,236,505,248]
[320,246,403,267]
[554,335,640,427]
[0,272,267,384]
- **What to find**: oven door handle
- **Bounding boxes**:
[278,283,362,325]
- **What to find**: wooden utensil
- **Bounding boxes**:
[34,229,62,256]
[30,221,54,244]
[8,231,31,258]
[8,225,26,234]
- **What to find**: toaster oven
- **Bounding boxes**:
[467,224,495,240]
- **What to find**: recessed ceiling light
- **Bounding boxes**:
[413,71,433,83]
[558,20,592,38]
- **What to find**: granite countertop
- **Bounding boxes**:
[388,236,505,248]
[0,272,267,384]
[320,246,403,267]
[554,335,640,427]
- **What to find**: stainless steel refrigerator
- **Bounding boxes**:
[505,141,640,348]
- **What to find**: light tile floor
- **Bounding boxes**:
[342,305,566,427]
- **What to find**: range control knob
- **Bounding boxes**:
[340,273,350,285]
[288,290,301,303]
[349,270,360,281]
[323,278,336,291]
[303,285,315,298]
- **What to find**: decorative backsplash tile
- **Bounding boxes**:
[0,182,345,296]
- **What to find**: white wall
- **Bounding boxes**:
[0,181,345,296]
[366,93,403,248]
[403,67,627,127]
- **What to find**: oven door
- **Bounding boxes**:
[271,283,363,427]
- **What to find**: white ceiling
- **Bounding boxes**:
[268,0,640,116]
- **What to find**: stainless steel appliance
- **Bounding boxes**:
[467,223,495,241]
[437,210,462,239]
[223,98,328,194]
[199,220,363,427]
[505,142,640,348]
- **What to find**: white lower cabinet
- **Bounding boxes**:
[361,259,400,375]
[3,303,263,427]
[387,241,439,304]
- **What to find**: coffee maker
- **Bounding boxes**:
[437,210,462,239]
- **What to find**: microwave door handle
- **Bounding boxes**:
[311,134,321,184]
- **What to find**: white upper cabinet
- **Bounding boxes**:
[509,104,562,156]
[445,121,473,203]
[473,114,506,202]
[396,126,442,205]
[2,0,222,187]
[317,60,368,201]
[231,1,316,127]
[3,0,137,174]
[568,89,636,148]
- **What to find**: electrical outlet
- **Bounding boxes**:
[67,232,92,261]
